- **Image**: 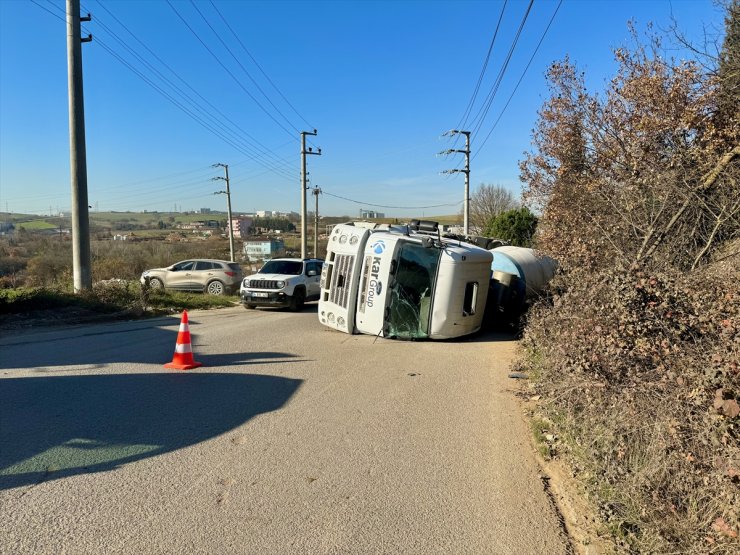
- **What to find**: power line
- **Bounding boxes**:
[445,0,534,175]
[90,33,296,182]
[208,0,314,130]
[87,1,297,176]
[166,0,297,139]
[189,0,302,135]
[454,0,508,136]
[31,0,65,21]
[322,190,463,210]
[473,0,563,160]
[469,0,534,138]
[36,0,301,174]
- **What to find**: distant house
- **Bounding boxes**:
[360,209,385,219]
[230,217,253,238]
[113,232,137,241]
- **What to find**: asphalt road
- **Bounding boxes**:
[0,305,570,554]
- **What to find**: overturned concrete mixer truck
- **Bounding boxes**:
[318,220,557,340]
[317,220,496,340]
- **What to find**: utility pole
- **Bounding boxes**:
[300,130,321,259]
[67,0,93,292]
[213,163,235,262]
[312,187,321,258]
[439,129,471,235]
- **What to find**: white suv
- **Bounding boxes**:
[240,258,323,311]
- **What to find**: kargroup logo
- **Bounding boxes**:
[371,240,386,255]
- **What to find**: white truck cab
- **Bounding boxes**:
[319,221,492,340]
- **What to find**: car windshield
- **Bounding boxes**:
[384,242,440,339]
[260,260,303,275]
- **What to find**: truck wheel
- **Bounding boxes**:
[289,289,305,312]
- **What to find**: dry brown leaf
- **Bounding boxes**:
[712,517,738,539]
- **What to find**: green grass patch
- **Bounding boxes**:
[0,285,238,319]
[146,289,237,310]
[18,219,57,230]
[530,417,553,460]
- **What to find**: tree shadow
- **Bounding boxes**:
[0,372,302,490]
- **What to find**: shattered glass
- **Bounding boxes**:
[384,242,440,339]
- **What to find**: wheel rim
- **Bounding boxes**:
[149,278,163,289]
[208,281,224,295]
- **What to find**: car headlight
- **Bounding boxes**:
[276,280,286,288]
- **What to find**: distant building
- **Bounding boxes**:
[230,217,253,238]
[360,209,385,219]
[180,221,208,230]
[198,208,212,214]
[255,210,299,220]
[243,239,285,261]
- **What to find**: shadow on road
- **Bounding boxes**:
[0,372,302,490]
[0,318,301,370]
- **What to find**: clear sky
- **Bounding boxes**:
[0,0,728,218]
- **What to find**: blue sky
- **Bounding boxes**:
[0,0,728,218]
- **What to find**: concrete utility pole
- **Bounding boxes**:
[312,187,321,258]
[67,0,93,292]
[213,163,235,262]
[300,130,321,259]
[439,129,471,235]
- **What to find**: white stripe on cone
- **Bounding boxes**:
[179,323,189,332]
[175,343,193,354]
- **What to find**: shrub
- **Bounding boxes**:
[484,207,538,247]
[521,262,739,553]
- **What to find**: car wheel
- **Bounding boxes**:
[244,303,256,310]
[289,289,305,312]
[206,280,225,295]
[148,277,164,290]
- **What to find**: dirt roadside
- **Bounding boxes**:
[516,389,616,555]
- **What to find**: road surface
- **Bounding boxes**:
[0,305,570,554]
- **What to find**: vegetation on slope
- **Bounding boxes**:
[518,4,739,552]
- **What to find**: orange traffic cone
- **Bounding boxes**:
[164,311,202,370]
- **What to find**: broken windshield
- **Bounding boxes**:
[384,241,440,339]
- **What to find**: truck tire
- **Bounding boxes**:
[289,288,305,312]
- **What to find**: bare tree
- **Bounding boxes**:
[467,184,519,234]
[520,23,740,272]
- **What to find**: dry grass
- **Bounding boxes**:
[519,260,740,554]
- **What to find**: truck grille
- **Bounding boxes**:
[329,254,354,308]
[248,279,281,289]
